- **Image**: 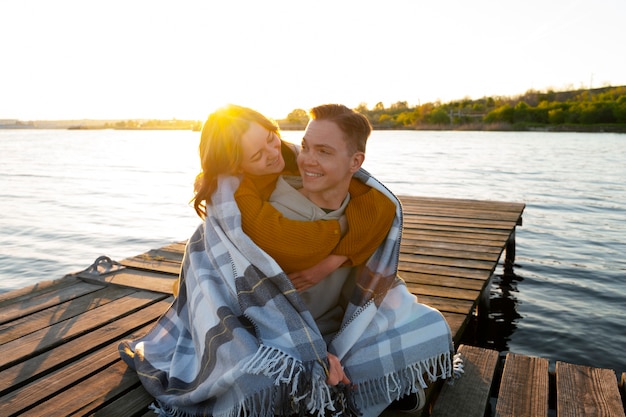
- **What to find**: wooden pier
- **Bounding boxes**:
[1,195,623,416]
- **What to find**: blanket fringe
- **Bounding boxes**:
[241,344,302,387]
[241,344,337,416]
[152,386,281,417]
[151,345,352,417]
[353,351,455,408]
[447,352,465,385]
[147,351,463,417]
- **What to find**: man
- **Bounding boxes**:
[264,104,392,390]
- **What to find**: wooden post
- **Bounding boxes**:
[619,372,626,410]
[503,229,516,275]
[475,274,493,340]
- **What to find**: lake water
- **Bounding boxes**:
[1,128,624,375]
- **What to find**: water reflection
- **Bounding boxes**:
[462,265,524,353]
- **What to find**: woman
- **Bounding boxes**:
[192,104,397,388]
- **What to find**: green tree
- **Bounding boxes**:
[579,102,616,124]
[513,102,531,123]
[355,102,369,114]
[396,110,419,127]
[548,108,565,124]
[427,108,450,125]
[287,109,308,125]
[377,114,395,128]
[613,96,626,123]
[484,104,514,124]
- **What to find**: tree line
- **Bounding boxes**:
[280,86,626,132]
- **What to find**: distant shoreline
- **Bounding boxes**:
[3,85,626,133]
[1,122,624,133]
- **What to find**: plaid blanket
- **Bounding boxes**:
[119,169,455,417]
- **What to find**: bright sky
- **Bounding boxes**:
[1,0,625,121]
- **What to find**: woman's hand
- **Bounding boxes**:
[326,353,350,386]
[288,255,348,291]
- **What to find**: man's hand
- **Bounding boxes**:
[326,353,350,386]
[288,255,348,291]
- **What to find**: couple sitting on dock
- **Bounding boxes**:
[119,104,459,417]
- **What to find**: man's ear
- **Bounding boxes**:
[350,152,365,173]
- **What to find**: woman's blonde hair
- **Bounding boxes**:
[192,104,280,218]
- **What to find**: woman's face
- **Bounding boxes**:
[239,122,285,176]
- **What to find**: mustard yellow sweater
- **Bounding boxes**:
[235,173,396,273]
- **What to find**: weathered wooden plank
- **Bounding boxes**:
[403,223,510,239]
[430,344,500,417]
[494,352,549,417]
[398,262,492,280]
[18,360,140,417]
[404,212,517,224]
[0,298,170,395]
[401,206,524,222]
[403,214,518,230]
[405,283,481,302]
[0,315,160,416]
[138,248,185,262]
[0,275,79,307]
[416,295,475,315]
[119,257,181,275]
[399,254,496,271]
[0,285,134,345]
[556,361,625,417]
[402,200,521,221]
[400,244,502,262]
[79,268,178,295]
[401,229,510,247]
[402,219,513,231]
[399,195,525,212]
[0,280,103,325]
[0,337,122,415]
[0,289,163,370]
[90,384,154,416]
[401,238,503,254]
[400,271,486,291]
[401,198,524,213]
[441,312,467,340]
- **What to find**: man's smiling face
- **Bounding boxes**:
[297,119,363,209]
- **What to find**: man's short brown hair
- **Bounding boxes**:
[309,104,372,154]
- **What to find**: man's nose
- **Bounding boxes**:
[301,152,318,165]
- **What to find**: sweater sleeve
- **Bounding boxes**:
[332,179,397,266]
[235,175,342,274]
